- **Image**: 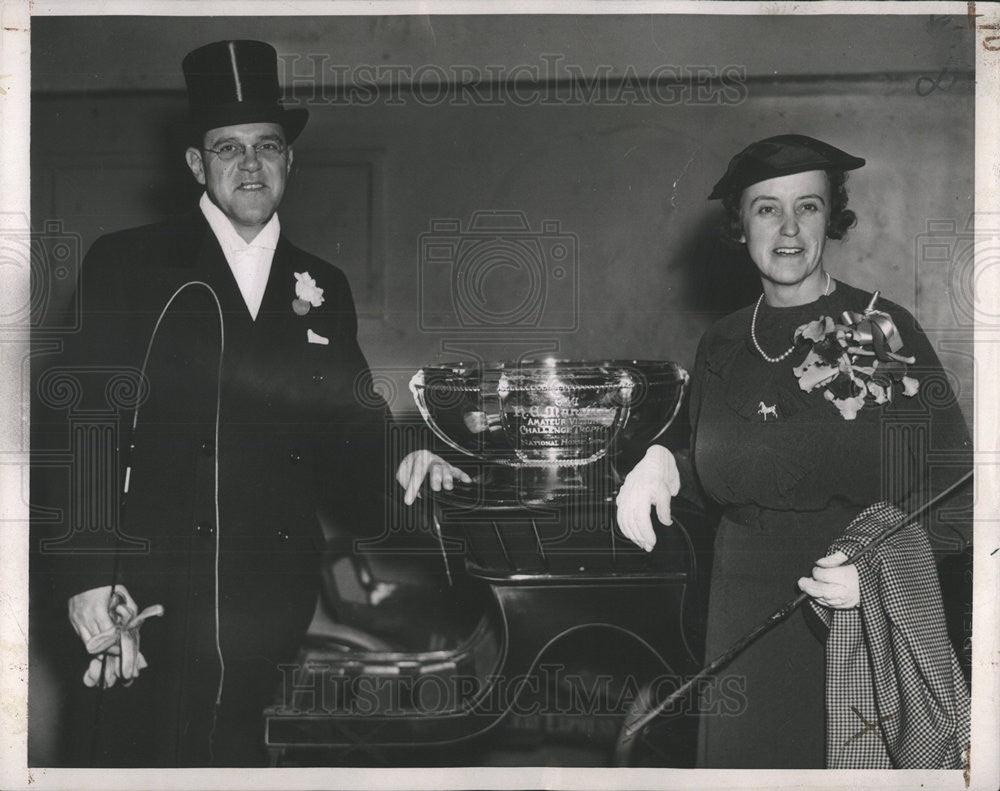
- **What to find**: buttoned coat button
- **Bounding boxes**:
[200,439,214,456]
[195,521,215,536]
[276,529,290,541]
[288,449,302,464]
[312,370,325,385]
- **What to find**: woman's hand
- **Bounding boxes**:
[798,550,860,609]
[615,445,680,552]
[396,449,472,505]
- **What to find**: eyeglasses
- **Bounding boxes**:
[201,141,287,162]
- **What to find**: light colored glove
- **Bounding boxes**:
[797,550,860,609]
[82,648,151,689]
[615,445,681,552]
[68,585,163,687]
[396,449,472,505]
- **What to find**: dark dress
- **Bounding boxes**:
[685,279,971,769]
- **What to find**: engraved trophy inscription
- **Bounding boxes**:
[410,359,688,504]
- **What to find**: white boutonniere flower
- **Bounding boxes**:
[292,271,325,316]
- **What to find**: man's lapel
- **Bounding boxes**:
[239,234,310,404]
[253,235,302,345]
[167,209,257,366]
[256,238,291,317]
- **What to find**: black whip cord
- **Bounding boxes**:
[613,469,973,765]
[88,281,224,766]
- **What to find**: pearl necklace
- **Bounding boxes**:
[750,272,831,363]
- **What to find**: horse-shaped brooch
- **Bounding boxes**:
[758,402,778,421]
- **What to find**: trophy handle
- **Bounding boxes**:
[408,370,479,459]
[643,366,690,445]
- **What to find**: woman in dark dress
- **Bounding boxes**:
[616,135,972,768]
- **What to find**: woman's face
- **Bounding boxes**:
[739,170,831,291]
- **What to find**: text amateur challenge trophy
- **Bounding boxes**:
[410,359,689,506]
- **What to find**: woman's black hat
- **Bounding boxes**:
[182,40,308,143]
[708,134,865,200]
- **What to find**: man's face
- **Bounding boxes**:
[185,122,293,242]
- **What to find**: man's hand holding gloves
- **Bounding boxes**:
[68,585,164,688]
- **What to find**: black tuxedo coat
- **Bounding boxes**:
[34,209,391,766]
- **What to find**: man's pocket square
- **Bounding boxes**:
[307,329,330,345]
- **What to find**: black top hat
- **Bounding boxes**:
[182,40,308,143]
[708,134,865,200]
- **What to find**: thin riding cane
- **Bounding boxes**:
[613,468,974,764]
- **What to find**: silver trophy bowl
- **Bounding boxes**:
[410,360,689,488]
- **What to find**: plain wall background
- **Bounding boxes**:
[30,13,976,422]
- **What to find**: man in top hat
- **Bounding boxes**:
[35,39,461,767]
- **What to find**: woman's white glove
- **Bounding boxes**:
[615,445,681,552]
[798,550,860,609]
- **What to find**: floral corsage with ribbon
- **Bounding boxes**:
[292,271,325,316]
[792,291,919,420]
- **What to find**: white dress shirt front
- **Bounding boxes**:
[199,192,280,320]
